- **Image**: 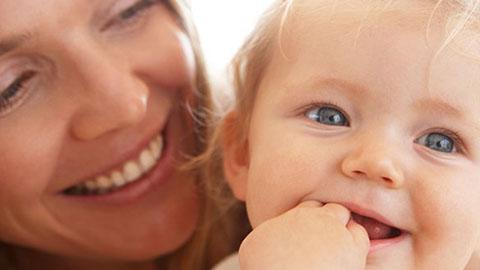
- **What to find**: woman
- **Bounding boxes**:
[0,0,244,269]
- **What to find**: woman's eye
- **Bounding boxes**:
[119,0,156,21]
[305,106,349,126]
[0,71,35,114]
[416,132,456,153]
[104,0,158,30]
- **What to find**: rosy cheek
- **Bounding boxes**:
[172,31,196,87]
[0,140,52,202]
[0,113,67,201]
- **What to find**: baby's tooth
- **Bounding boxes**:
[139,149,155,172]
[123,161,142,182]
[111,171,126,187]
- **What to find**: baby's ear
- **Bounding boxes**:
[221,111,249,201]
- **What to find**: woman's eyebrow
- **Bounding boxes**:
[0,32,33,57]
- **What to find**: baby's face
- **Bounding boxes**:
[226,1,480,269]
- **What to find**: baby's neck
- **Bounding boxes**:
[465,251,480,270]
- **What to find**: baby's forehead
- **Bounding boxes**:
[274,0,479,76]
[272,1,440,72]
[281,1,434,44]
[263,1,480,128]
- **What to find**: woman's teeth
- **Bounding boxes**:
[64,135,164,196]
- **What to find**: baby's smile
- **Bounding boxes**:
[321,201,408,253]
[350,212,406,253]
[352,213,402,240]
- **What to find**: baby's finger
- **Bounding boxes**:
[347,220,370,254]
[320,203,351,225]
[297,200,324,208]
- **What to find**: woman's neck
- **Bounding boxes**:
[11,247,158,270]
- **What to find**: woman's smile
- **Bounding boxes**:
[58,112,182,205]
[63,133,164,196]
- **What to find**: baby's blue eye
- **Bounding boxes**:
[416,133,455,153]
[305,106,348,126]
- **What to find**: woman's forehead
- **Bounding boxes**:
[0,0,112,35]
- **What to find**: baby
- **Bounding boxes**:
[212,0,480,269]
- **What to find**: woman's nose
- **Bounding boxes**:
[341,137,405,189]
[69,47,149,140]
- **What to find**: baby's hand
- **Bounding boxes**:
[238,201,369,270]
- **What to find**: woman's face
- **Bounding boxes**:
[0,0,200,261]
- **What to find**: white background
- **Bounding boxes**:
[191,0,275,84]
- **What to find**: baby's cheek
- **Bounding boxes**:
[411,171,480,259]
[246,142,321,227]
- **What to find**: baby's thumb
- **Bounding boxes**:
[347,220,370,255]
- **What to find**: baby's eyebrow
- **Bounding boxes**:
[413,98,463,119]
[286,76,369,97]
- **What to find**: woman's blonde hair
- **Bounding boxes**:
[162,1,248,270]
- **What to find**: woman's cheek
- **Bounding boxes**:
[171,31,196,86]
[0,114,65,202]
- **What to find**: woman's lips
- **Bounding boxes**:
[57,116,179,205]
[63,133,164,196]
[57,111,171,195]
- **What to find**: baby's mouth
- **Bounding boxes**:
[62,134,164,196]
[351,212,402,240]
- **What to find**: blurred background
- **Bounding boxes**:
[191,0,275,94]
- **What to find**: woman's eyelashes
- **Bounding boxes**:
[119,0,157,21]
[103,0,158,31]
[0,70,36,115]
[304,105,349,126]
